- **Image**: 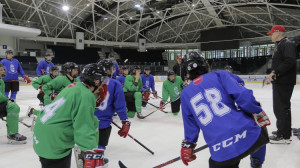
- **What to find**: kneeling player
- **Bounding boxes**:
[116,65,129,88]
[160,70,185,116]
[141,66,157,107]
[180,52,269,168]
[42,62,80,105]
[94,61,130,153]
[124,66,144,119]
[0,63,26,144]
[33,63,108,168]
[32,66,59,106]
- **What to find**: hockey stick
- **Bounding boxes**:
[1,118,31,128]
[147,102,170,113]
[112,121,154,155]
[152,144,208,168]
[119,160,127,168]
[144,101,171,118]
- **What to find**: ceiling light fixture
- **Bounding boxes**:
[62,5,70,11]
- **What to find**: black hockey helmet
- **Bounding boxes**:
[62,62,78,74]
[144,66,151,71]
[131,65,141,75]
[183,51,209,80]
[122,65,129,70]
[49,66,59,73]
[81,63,107,87]
[167,70,175,77]
[5,50,13,55]
[97,59,114,72]
[225,65,233,71]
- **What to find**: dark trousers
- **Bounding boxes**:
[171,98,181,113]
[39,151,72,168]
[209,128,269,168]
[272,84,294,139]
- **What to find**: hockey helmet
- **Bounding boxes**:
[225,65,233,71]
[62,62,78,74]
[81,63,107,87]
[49,66,59,73]
[144,66,151,71]
[122,65,129,70]
[167,70,175,76]
[97,59,115,72]
[183,52,209,80]
[131,65,141,75]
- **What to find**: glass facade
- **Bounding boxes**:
[166,44,276,60]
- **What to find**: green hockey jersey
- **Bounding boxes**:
[162,76,184,102]
[32,74,54,90]
[0,79,8,103]
[42,76,80,96]
[33,82,98,159]
[123,75,143,92]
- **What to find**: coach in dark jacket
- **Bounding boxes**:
[173,56,187,81]
[265,25,297,144]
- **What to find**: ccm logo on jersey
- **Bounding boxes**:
[85,153,104,160]
[212,130,247,152]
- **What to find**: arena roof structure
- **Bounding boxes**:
[1,0,300,48]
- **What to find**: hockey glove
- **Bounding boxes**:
[96,83,108,107]
[84,148,105,168]
[252,111,270,128]
[142,90,150,101]
[41,69,45,75]
[182,82,188,88]
[160,101,165,110]
[23,76,31,84]
[38,85,43,94]
[152,91,158,98]
[181,140,197,166]
[118,120,131,138]
[50,93,58,101]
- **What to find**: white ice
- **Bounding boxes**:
[0,83,300,168]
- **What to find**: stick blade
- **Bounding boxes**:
[119,160,127,168]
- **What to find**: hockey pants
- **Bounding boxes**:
[0,101,20,135]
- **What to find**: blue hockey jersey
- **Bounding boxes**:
[0,58,26,82]
[36,60,54,76]
[112,61,120,79]
[140,74,156,92]
[116,75,126,87]
[230,73,245,86]
[181,70,262,162]
[94,78,128,129]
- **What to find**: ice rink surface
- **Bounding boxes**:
[0,82,300,168]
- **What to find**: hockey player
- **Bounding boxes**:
[160,70,185,116]
[94,61,130,153]
[97,59,115,79]
[116,65,129,88]
[180,52,269,168]
[225,65,245,86]
[141,67,157,107]
[33,63,109,168]
[36,54,55,77]
[0,50,31,101]
[32,66,59,106]
[42,62,80,105]
[109,54,120,79]
[124,66,144,119]
[0,63,27,144]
